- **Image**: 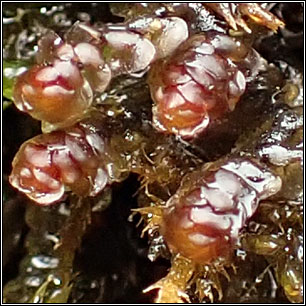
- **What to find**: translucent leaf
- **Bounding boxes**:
[3,60,29,106]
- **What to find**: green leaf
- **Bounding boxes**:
[45,282,73,303]
[3,60,29,106]
[28,275,54,303]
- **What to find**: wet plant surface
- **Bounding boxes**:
[3,3,303,303]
